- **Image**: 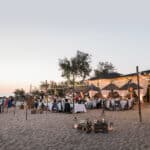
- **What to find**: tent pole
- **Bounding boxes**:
[136,66,142,122]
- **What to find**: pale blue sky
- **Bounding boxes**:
[0,0,149,96]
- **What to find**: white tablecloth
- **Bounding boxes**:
[128,99,133,108]
[120,100,127,109]
[46,103,53,110]
[74,104,87,113]
[45,102,62,111]
[45,102,86,113]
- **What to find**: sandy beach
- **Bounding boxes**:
[0,105,150,150]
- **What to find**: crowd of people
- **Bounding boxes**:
[32,97,72,113]
[0,92,136,114]
[0,96,15,113]
[30,94,135,114]
[84,95,135,110]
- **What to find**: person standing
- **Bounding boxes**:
[5,98,9,112]
[34,100,38,110]
[64,99,71,113]
[1,98,4,112]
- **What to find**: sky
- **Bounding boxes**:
[0,0,150,96]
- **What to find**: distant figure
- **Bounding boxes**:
[5,98,8,109]
[41,101,45,110]
[0,101,1,113]
[8,97,12,108]
[52,99,58,112]
[96,98,101,109]
[11,97,15,107]
[64,99,71,113]
[1,98,4,112]
[34,100,38,109]
[57,100,63,112]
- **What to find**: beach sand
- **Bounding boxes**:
[0,104,150,150]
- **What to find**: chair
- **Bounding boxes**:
[110,99,115,110]
[128,99,134,109]
[105,100,110,110]
[114,100,120,111]
[120,100,127,110]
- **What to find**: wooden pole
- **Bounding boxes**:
[72,74,75,113]
[149,85,150,102]
[136,66,142,122]
[148,80,150,102]
[26,107,27,120]
[46,80,48,114]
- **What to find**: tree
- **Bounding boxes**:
[31,89,41,97]
[59,58,71,82]
[47,89,55,95]
[59,50,92,109]
[59,51,91,84]
[94,61,116,77]
[76,51,92,82]
[14,89,26,101]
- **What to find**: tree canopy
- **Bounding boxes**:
[31,89,41,97]
[14,89,26,101]
[94,61,116,77]
[59,51,92,84]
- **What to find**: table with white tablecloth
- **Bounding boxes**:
[44,102,63,111]
[45,102,87,113]
[105,99,134,110]
[73,104,87,113]
[44,102,53,110]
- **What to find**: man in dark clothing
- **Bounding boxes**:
[64,99,71,113]
[34,100,38,109]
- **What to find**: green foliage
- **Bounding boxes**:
[31,90,41,96]
[59,58,71,81]
[76,51,92,81]
[56,89,65,97]
[94,61,116,77]
[59,51,91,84]
[14,89,26,101]
[47,89,55,95]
